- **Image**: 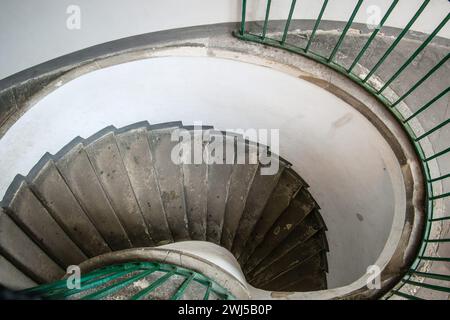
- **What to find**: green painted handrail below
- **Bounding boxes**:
[20,262,235,300]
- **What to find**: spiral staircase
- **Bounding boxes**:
[0,0,449,300]
[0,122,329,299]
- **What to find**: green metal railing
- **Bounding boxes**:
[21,262,235,300]
[235,0,450,299]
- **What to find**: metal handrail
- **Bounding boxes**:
[21,261,235,300]
[235,0,450,299]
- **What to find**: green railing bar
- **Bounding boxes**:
[429,172,450,183]
[82,268,156,300]
[22,263,140,295]
[425,239,450,243]
[378,13,449,93]
[362,0,430,83]
[305,0,328,53]
[203,282,213,300]
[415,118,450,141]
[409,270,450,282]
[419,256,450,262]
[391,290,424,300]
[348,0,399,73]
[49,267,142,298]
[240,0,247,35]
[424,146,450,162]
[391,53,450,108]
[130,270,176,300]
[170,273,196,300]
[403,279,450,293]
[328,0,364,62]
[430,216,450,222]
[26,268,121,296]
[281,0,297,45]
[430,192,450,201]
[403,87,450,123]
[261,0,272,39]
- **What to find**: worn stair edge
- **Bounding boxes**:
[270,253,328,292]
[26,153,111,257]
[84,128,154,247]
[246,209,327,278]
[115,122,174,245]
[1,175,87,267]
[221,144,259,250]
[251,232,328,287]
[238,168,305,265]
[206,131,235,244]
[55,137,133,251]
[0,209,64,284]
[232,158,288,260]
[0,254,37,290]
[180,126,212,241]
[243,189,319,274]
[148,122,190,241]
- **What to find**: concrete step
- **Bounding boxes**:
[84,129,153,247]
[180,127,209,241]
[27,157,111,257]
[220,143,258,250]
[147,123,189,242]
[232,158,285,260]
[245,209,327,277]
[249,232,328,287]
[0,209,64,283]
[205,131,234,244]
[243,188,319,274]
[115,122,173,245]
[0,254,36,290]
[238,168,305,265]
[2,177,87,266]
[56,141,132,250]
[262,252,328,291]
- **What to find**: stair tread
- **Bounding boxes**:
[56,142,132,251]
[243,188,318,273]
[0,210,64,283]
[246,210,325,277]
[4,178,87,266]
[115,125,173,245]
[181,129,208,241]
[0,254,37,290]
[250,232,327,286]
[263,252,327,291]
[29,158,111,257]
[206,132,235,244]
[238,168,304,265]
[148,126,189,241]
[232,159,285,260]
[85,132,153,247]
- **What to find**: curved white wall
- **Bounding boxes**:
[1,0,449,79]
[0,56,405,288]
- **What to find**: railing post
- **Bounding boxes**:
[362,0,430,83]
[261,0,272,40]
[305,0,329,53]
[281,0,297,45]
[348,0,399,73]
[328,0,364,62]
[240,0,247,36]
